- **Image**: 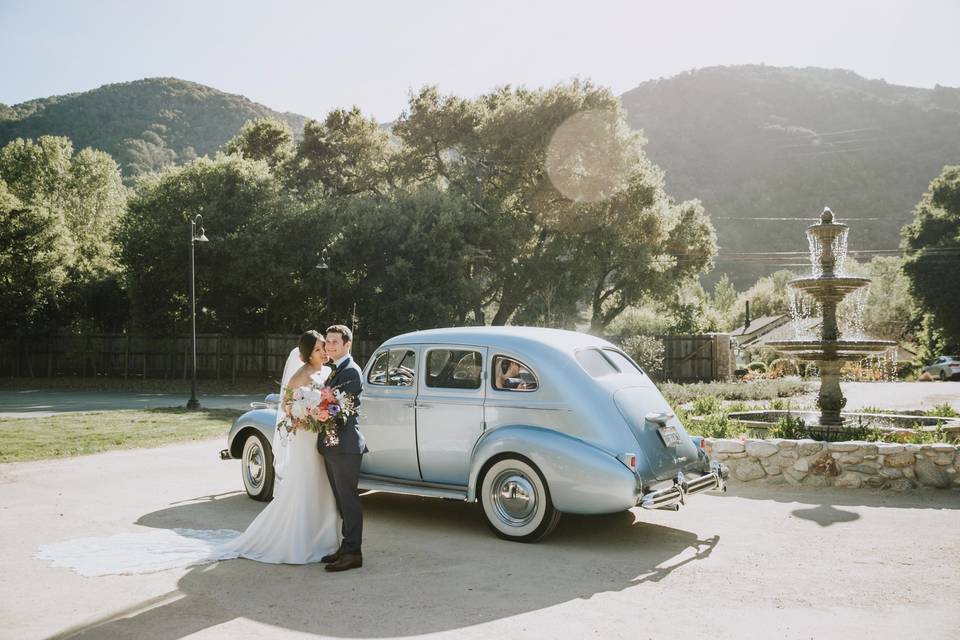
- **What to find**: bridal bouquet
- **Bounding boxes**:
[279,379,357,447]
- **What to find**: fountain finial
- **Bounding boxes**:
[820,207,834,224]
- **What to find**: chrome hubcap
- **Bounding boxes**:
[491,470,537,526]
[244,443,263,489]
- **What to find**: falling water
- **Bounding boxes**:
[832,230,849,275]
[837,286,868,340]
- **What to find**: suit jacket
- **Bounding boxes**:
[317,356,368,455]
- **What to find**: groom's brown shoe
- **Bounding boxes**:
[321,548,343,564]
[325,552,362,572]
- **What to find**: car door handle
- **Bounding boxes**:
[403,402,417,408]
[417,403,433,409]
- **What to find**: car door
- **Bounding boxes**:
[360,346,421,480]
[415,345,487,486]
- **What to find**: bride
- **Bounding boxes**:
[35,331,341,576]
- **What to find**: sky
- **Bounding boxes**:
[1,0,958,122]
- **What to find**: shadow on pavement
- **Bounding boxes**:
[720,482,960,511]
[53,493,718,639]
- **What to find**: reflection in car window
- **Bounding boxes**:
[603,349,645,376]
[492,356,538,391]
[575,349,619,377]
[367,349,416,387]
[426,349,482,389]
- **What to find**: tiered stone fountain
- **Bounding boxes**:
[768,207,894,428]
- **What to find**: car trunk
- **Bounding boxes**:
[613,386,699,481]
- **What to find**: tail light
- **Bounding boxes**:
[617,453,638,471]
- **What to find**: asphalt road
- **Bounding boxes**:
[0,390,263,417]
[3,439,958,639]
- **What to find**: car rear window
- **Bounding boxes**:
[575,349,619,377]
[603,349,645,376]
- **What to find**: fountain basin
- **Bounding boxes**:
[788,276,871,303]
[767,339,895,361]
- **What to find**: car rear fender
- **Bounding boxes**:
[467,424,640,514]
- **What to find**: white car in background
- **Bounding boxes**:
[922,355,960,381]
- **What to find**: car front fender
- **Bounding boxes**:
[226,408,278,458]
[467,425,640,514]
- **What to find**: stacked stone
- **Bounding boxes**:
[705,439,960,490]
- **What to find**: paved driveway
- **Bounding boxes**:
[0,390,263,417]
[798,381,960,412]
[2,439,958,639]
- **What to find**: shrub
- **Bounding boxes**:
[734,366,749,379]
[747,361,767,376]
[926,403,959,418]
[691,394,723,416]
[620,334,665,379]
[692,413,736,439]
[768,412,806,439]
[767,358,798,379]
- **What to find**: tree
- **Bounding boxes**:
[119,154,309,335]
[901,165,960,348]
[319,188,485,339]
[222,118,294,169]
[288,108,394,196]
[0,182,73,334]
[393,82,716,328]
[0,136,127,331]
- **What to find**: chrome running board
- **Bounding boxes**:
[358,474,469,501]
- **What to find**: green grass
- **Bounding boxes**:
[0,408,242,463]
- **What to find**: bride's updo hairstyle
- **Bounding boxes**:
[298,330,325,364]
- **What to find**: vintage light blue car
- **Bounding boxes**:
[220,327,727,542]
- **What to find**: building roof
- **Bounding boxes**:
[730,315,789,339]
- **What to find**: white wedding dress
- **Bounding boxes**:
[35,349,341,577]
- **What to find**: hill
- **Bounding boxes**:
[0,77,308,178]
[620,65,960,286]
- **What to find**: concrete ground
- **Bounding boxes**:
[796,380,960,412]
[3,439,959,640]
[0,390,263,418]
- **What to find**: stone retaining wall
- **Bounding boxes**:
[704,439,960,490]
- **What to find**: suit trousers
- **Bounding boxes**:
[323,453,363,553]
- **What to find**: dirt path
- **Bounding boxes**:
[3,439,959,639]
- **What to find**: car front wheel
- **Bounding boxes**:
[480,457,561,542]
[241,431,274,501]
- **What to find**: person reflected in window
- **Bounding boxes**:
[495,358,534,390]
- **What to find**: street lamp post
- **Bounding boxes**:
[187,214,209,410]
[316,248,331,318]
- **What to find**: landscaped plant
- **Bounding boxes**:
[767,358,798,378]
[747,361,768,375]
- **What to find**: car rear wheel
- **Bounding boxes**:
[241,431,274,501]
[480,457,561,542]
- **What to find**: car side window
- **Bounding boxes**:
[492,356,538,392]
[367,349,416,387]
[426,349,482,389]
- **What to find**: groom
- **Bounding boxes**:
[318,324,368,572]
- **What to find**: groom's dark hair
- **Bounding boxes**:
[326,324,352,344]
[298,330,324,363]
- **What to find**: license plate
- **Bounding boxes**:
[658,425,681,447]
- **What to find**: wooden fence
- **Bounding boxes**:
[658,333,735,382]
[0,333,380,381]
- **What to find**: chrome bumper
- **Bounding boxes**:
[640,461,728,510]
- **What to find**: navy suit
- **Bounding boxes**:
[317,356,368,553]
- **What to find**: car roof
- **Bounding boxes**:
[379,326,615,353]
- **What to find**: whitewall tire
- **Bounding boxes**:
[480,456,561,542]
[241,432,275,502]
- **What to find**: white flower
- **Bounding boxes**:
[291,401,308,420]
